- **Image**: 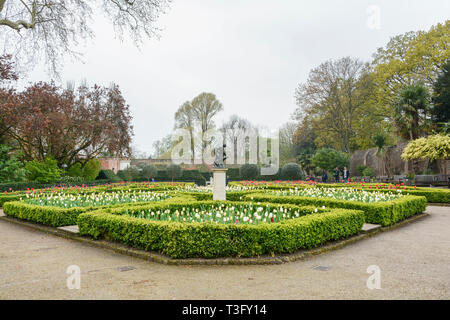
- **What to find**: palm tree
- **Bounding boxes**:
[393,84,430,140]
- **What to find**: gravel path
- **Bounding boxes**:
[0,206,449,299]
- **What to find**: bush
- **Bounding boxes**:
[96,169,121,182]
[362,167,376,177]
[0,145,26,182]
[356,165,367,176]
[181,170,206,186]
[311,148,349,172]
[240,164,259,179]
[117,166,140,181]
[24,158,62,183]
[82,159,101,181]
[78,204,365,259]
[281,163,303,180]
[141,165,158,181]
[244,193,426,226]
[167,164,182,181]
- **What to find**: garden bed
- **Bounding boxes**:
[77,201,365,259]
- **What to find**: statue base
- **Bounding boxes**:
[212,168,227,201]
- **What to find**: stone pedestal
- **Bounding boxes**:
[212,168,227,201]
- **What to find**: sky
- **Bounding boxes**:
[21,0,450,157]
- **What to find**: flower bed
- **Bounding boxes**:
[243,193,426,226]
[2,196,194,227]
[77,202,365,259]
[22,190,172,208]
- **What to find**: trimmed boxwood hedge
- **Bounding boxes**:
[243,193,426,226]
[2,196,195,227]
[77,206,365,259]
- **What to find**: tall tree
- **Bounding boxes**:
[191,92,223,159]
[432,60,450,128]
[0,0,170,74]
[0,81,133,166]
[174,101,196,161]
[221,115,253,165]
[371,21,450,119]
[294,57,373,153]
[393,84,430,140]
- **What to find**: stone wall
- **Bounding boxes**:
[350,142,449,176]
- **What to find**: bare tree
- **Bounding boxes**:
[0,0,171,75]
[174,101,196,161]
[221,114,253,165]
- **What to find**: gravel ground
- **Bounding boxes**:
[0,206,449,300]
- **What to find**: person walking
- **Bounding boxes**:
[333,167,340,183]
[322,170,328,183]
[343,166,350,183]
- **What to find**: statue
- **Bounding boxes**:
[213,143,227,168]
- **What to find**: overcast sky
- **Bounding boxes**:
[21,0,450,156]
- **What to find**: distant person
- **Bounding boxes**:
[151,178,155,182]
[322,170,328,183]
[333,167,340,182]
[343,166,350,183]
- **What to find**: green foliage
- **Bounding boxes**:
[356,165,368,176]
[281,163,303,180]
[362,167,376,177]
[311,148,349,172]
[24,158,62,183]
[77,206,365,259]
[96,169,120,182]
[393,84,431,140]
[432,60,450,126]
[239,164,259,179]
[0,145,26,182]
[117,166,140,181]
[180,169,206,186]
[141,165,158,181]
[167,164,182,181]
[82,159,101,181]
[402,134,450,161]
[244,194,426,226]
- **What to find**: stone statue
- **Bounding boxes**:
[213,144,227,168]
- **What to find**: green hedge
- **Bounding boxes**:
[0,179,111,192]
[2,196,195,227]
[78,206,365,259]
[243,194,426,226]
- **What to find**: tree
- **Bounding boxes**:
[239,164,259,180]
[0,0,170,75]
[174,101,196,161]
[279,122,299,165]
[167,163,181,182]
[0,144,26,182]
[191,92,224,159]
[371,21,450,120]
[152,134,173,159]
[432,60,450,128]
[141,164,157,181]
[0,81,133,167]
[393,84,430,140]
[311,148,349,172]
[402,134,450,174]
[221,115,253,165]
[294,57,374,153]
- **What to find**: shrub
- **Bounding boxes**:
[24,158,62,183]
[82,159,101,181]
[141,165,158,181]
[281,163,303,180]
[244,193,426,226]
[181,169,206,186]
[96,169,121,182]
[311,148,349,172]
[167,164,182,181]
[0,145,26,182]
[78,205,365,259]
[240,164,259,179]
[362,167,376,177]
[356,165,367,176]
